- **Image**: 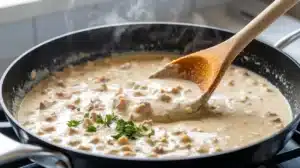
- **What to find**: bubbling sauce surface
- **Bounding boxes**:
[17,52,292,158]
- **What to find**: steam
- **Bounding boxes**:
[64,0,75,32]
[63,0,194,31]
[88,0,167,26]
[59,0,212,53]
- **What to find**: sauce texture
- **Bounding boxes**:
[17,52,292,158]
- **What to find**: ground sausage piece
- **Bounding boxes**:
[118,136,129,145]
[160,89,166,93]
[272,118,282,124]
[121,145,133,151]
[153,145,165,154]
[56,92,72,99]
[95,76,110,83]
[68,139,81,146]
[78,144,92,151]
[41,125,56,133]
[94,104,105,111]
[66,104,76,110]
[116,97,128,111]
[37,130,45,136]
[265,111,278,117]
[91,112,97,122]
[133,91,145,97]
[159,94,172,103]
[266,88,273,92]
[135,102,152,114]
[44,113,57,122]
[39,100,56,110]
[90,136,101,144]
[170,86,182,94]
[39,102,47,110]
[181,134,192,143]
[68,127,80,136]
[83,118,93,128]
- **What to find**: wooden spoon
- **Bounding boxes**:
[150,0,299,105]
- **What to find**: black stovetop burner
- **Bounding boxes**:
[0,109,299,168]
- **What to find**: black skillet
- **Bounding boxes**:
[1,22,300,168]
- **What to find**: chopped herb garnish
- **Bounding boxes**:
[112,119,154,140]
[96,115,104,124]
[72,112,154,139]
[86,125,97,132]
[74,98,81,104]
[67,120,81,127]
[140,125,155,137]
[103,113,117,127]
[84,113,89,118]
[111,134,122,140]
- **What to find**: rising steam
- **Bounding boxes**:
[63,0,193,30]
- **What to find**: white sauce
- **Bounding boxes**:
[17,52,292,158]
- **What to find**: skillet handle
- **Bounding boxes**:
[0,133,71,168]
[274,29,300,49]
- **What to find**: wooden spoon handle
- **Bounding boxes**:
[228,0,298,59]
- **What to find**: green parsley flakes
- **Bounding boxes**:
[103,114,117,127]
[112,119,154,140]
[86,125,97,132]
[84,113,89,118]
[96,115,104,124]
[67,120,81,127]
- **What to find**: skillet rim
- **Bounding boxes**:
[1,21,300,162]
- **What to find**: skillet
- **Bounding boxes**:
[1,22,300,168]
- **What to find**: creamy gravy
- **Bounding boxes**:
[17,52,292,158]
